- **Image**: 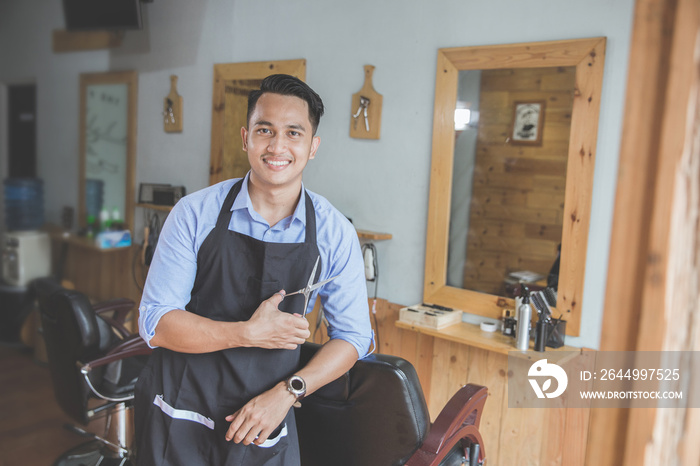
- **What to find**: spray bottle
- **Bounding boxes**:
[515,286,532,351]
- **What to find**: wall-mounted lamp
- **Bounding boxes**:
[454,108,471,131]
[454,105,479,131]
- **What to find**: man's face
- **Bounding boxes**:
[242,92,320,192]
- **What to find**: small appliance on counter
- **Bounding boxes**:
[2,230,52,287]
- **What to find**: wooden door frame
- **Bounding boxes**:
[587,0,700,464]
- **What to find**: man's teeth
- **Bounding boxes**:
[266,160,290,166]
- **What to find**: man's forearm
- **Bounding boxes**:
[149,309,248,353]
[148,292,310,353]
[295,339,359,396]
[224,338,360,445]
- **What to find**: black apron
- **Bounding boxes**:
[135,179,320,466]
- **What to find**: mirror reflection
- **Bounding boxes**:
[446,66,575,297]
[79,71,137,233]
[84,83,128,222]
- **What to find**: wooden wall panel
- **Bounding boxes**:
[463,66,574,295]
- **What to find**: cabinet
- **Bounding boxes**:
[51,234,142,331]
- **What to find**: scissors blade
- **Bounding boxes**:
[307,274,340,292]
[302,294,311,318]
[307,256,320,288]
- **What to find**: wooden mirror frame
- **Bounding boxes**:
[424,38,606,336]
[78,70,138,233]
[209,59,306,185]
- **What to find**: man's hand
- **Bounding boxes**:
[244,291,310,350]
[225,381,296,445]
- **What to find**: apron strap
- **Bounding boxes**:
[215,179,244,229]
[215,178,318,245]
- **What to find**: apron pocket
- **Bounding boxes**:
[255,423,288,448]
[153,394,215,430]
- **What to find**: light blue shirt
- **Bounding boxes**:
[138,174,373,359]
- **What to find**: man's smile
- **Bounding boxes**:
[262,156,292,168]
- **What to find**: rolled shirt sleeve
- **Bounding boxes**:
[138,191,209,348]
[312,202,373,359]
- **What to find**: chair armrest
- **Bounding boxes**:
[82,334,151,372]
[406,384,488,466]
[93,298,135,339]
[93,297,134,324]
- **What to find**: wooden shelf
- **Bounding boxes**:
[52,29,124,53]
[395,320,580,359]
[136,203,174,213]
[356,229,392,240]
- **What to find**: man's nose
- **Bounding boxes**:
[267,135,287,154]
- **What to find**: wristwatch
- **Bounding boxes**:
[286,375,306,407]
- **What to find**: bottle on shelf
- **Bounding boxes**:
[515,286,532,351]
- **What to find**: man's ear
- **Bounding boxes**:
[241,126,248,151]
[309,136,321,160]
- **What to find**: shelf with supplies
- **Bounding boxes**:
[356,229,392,240]
[136,203,174,213]
[395,320,580,357]
[50,232,132,254]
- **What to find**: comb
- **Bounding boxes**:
[531,291,551,319]
[543,287,557,307]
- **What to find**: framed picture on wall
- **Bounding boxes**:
[510,100,545,145]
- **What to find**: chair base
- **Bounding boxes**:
[53,440,132,466]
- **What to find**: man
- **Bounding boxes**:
[135,74,373,465]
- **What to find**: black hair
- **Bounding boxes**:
[247,74,325,135]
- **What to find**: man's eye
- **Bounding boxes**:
[289,131,300,137]
[258,128,271,134]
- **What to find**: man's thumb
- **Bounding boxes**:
[270,290,286,306]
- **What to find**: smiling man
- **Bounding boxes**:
[134,75,373,465]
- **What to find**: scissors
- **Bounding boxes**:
[284,256,339,317]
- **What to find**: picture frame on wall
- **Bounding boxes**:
[510,100,545,145]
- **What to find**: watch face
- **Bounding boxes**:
[288,375,306,399]
[290,378,304,391]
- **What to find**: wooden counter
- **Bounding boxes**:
[396,318,589,466]
[50,234,142,332]
[310,299,589,465]
[395,320,580,356]
[58,233,133,253]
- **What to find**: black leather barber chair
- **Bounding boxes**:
[37,281,151,465]
[296,343,488,466]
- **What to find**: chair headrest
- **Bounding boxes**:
[45,289,102,356]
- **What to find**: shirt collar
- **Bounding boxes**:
[231,172,307,228]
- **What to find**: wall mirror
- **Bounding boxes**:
[424,38,606,336]
[78,70,138,233]
[209,59,306,185]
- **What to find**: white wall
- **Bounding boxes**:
[0,0,636,349]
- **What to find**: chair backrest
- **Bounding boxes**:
[38,286,111,425]
[296,343,431,466]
